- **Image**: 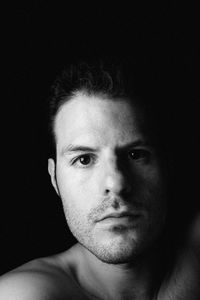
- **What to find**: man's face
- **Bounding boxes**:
[48,94,167,263]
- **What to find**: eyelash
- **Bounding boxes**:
[71,154,96,168]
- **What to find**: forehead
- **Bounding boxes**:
[54,94,145,150]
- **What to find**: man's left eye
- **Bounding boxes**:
[129,149,150,161]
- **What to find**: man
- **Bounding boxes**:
[0,59,199,299]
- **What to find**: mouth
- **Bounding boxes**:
[97,212,141,223]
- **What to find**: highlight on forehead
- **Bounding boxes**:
[52,97,159,163]
[53,93,145,145]
[47,59,166,160]
[53,91,129,128]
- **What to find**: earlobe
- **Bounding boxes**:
[48,158,59,195]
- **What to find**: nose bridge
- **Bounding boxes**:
[104,153,127,194]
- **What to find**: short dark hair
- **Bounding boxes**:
[47,57,172,161]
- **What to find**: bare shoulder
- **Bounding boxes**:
[0,249,85,300]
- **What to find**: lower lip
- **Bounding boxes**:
[99,215,141,225]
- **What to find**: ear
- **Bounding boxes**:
[48,158,59,195]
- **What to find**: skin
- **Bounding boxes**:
[49,93,167,299]
[0,93,199,299]
[50,94,167,264]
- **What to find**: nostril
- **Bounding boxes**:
[104,170,132,196]
[104,185,131,199]
[111,200,120,209]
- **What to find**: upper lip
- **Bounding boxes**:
[97,211,140,222]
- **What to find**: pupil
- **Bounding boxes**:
[130,150,139,159]
[80,155,90,165]
[130,150,143,159]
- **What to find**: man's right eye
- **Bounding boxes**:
[71,154,95,168]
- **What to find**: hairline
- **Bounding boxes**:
[51,89,135,159]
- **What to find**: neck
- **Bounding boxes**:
[73,244,163,300]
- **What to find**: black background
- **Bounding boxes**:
[1,2,200,275]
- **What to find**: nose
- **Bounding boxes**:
[104,158,131,197]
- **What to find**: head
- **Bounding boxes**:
[48,58,169,264]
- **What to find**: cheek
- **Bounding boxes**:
[135,165,164,195]
[138,161,162,182]
[56,166,101,212]
[147,183,167,227]
[137,167,167,216]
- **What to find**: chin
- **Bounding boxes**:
[91,245,141,264]
[84,235,147,264]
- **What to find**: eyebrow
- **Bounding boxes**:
[61,145,99,155]
[61,140,150,156]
